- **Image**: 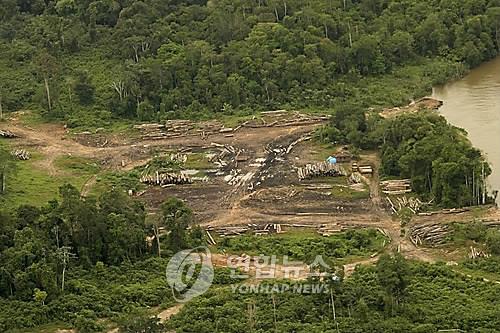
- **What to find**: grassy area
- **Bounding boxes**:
[0,151,101,209]
[54,156,100,176]
[304,175,370,200]
[90,171,144,197]
[331,184,370,200]
[309,141,340,162]
[6,110,46,127]
[214,228,387,264]
[8,323,74,333]
[184,153,213,170]
[454,265,500,283]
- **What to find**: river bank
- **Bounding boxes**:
[433,56,500,203]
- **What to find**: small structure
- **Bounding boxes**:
[358,165,373,175]
[334,151,352,163]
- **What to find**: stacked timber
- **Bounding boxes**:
[140,172,192,186]
[135,120,229,140]
[133,123,165,131]
[317,224,344,236]
[198,120,224,134]
[206,230,217,245]
[135,112,328,140]
[0,129,18,138]
[417,207,470,216]
[349,172,362,184]
[298,162,347,181]
[11,149,30,160]
[358,165,373,175]
[254,224,283,235]
[212,226,249,237]
[380,179,412,194]
[209,143,243,169]
[481,219,500,227]
[242,111,329,128]
[409,223,451,247]
[469,247,490,259]
[170,153,188,164]
[386,196,423,214]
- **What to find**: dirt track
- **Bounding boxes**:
[8,113,500,333]
[3,113,497,265]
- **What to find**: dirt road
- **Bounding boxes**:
[3,114,496,266]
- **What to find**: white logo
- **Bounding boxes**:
[166,247,214,302]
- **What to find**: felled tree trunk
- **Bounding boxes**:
[153,224,161,258]
[1,167,6,194]
[0,94,3,120]
[44,77,52,112]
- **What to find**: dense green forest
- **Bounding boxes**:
[1,0,500,125]
[3,185,500,332]
[217,228,386,263]
[2,0,500,332]
[0,183,386,331]
[320,110,492,208]
[168,258,500,333]
[0,185,213,331]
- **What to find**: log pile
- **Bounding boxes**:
[417,207,470,216]
[206,230,217,245]
[0,129,18,138]
[254,223,283,235]
[133,123,165,140]
[317,224,344,236]
[481,219,500,227]
[11,149,30,160]
[170,153,188,164]
[349,172,363,184]
[242,111,329,128]
[208,223,288,238]
[380,179,412,195]
[387,196,423,214]
[409,223,451,246]
[469,247,490,260]
[236,133,313,194]
[135,120,230,140]
[358,165,373,175]
[135,112,329,140]
[209,226,249,237]
[209,143,243,169]
[140,171,192,186]
[298,162,347,181]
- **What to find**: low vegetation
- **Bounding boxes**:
[216,229,386,264]
[0,146,101,209]
[168,258,500,333]
[1,0,500,332]
[322,111,492,208]
[0,187,206,331]
[1,0,499,126]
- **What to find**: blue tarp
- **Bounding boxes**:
[327,156,337,164]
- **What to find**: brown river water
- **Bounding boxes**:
[433,57,500,203]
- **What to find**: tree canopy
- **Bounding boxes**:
[0,0,499,125]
